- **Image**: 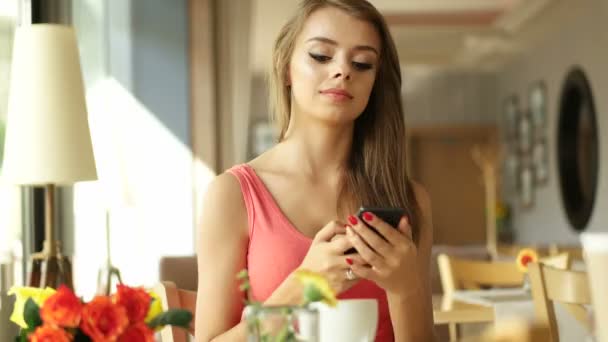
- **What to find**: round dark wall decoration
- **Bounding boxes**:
[557,67,599,231]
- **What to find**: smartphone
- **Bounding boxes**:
[345,207,405,254]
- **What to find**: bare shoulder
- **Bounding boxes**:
[198,171,247,236]
[204,172,243,203]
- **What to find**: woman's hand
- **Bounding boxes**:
[298,221,359,294]
[345,213,422,296]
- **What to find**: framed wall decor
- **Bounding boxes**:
[518,160,535,208]
[517,110,534,154]
[503,95,520,142]
[529,82,547,130]
[501,95,521,202]
[529,81,549,185]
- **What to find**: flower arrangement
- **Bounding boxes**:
[238,269,337,342]
[515,248,539,273]
[8,284,192,342]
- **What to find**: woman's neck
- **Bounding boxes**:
[279,116,354,182]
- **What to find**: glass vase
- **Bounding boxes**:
[244,305,318,342]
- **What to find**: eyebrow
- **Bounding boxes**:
[305,36,379,56]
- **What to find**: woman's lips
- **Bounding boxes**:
[320,88,353,101]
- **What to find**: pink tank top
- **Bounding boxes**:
[228,164,394,342]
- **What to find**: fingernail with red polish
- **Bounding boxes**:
[363,212,374,222]
[346,258,353,265]
[348,215,358,225]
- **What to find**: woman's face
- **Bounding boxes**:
[289,6,381,125]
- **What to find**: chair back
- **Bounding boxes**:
[437,254,524,294]
[528,262,592,342]
[438,252,572,295]
[154,281,197,342]
[159,256,198,291]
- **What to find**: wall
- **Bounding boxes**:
[497,0,608,244]
[403,67,498,126]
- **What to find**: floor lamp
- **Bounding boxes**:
[1,24,97,290]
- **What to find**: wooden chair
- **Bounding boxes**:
[437,254,524,340]
[437,253,571,341]
[153,281,197,342]
[438,253,572,294]
[438,254,524,295]
[548,244,584,261]
[462,319,551,342]
[528,262,592,342]
[496,244,551,259]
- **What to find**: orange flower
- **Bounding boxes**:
[40,285,83,328]
[118,322,155,342]
[80,296,129,342]
[113,284,151,324]
[30,324,73,342]
[516,248,539,272]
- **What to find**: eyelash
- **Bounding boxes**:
[308,53,373,71]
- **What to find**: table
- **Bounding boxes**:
[435,288,590,341]
[433,294,494,325]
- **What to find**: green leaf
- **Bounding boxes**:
[275,323,296,342]
[236,269,249,280]
[23,298,42,329]
[239,282,250,292]
[15,329,27,342]
[147,309,193,329]
[302,284,323,304]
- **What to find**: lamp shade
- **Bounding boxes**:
[2,24,97,185]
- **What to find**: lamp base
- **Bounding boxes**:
[27,251,73,290]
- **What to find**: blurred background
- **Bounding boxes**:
[0,0,605,308]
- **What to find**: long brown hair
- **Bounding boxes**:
[269,0,420,243]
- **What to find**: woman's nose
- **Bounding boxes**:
[332,61,351,80]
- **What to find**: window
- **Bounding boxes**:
[0,0,21,281]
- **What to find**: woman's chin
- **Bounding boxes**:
[309,108,361,125]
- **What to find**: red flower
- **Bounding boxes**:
[30,324,73,342]
[113,284,152,324]
[40,285,83,328]
[118,322,155,342]
[80,296,128,342]
[516,248,539,272]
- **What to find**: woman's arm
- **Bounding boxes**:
[388,182,435,341]
[194,174,309,342]
[195,173,249,342]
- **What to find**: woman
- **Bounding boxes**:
[195,0,434,341]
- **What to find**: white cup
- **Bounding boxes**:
[581,232,608,342]
[311,299,378,342]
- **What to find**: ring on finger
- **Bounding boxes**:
[346,268,357,280]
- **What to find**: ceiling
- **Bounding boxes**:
[251,0,560,73]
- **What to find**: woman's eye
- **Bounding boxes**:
[309,53,331,62]
[352,61,373,71]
